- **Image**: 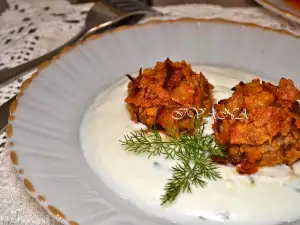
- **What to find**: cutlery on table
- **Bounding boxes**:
[0,1,162,86]
[0,1,162,132]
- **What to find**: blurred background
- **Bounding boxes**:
[0,0,258,16]
[72,0,256,6]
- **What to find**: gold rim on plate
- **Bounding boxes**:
[256,0,300,24]
[7,18,300,225]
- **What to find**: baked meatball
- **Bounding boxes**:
[213,78,300,174]
[125,58,214,136]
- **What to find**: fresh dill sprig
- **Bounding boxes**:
[119,121,226,205]
[121,129,177,159]
[160,156,222,205]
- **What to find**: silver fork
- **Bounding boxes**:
[0,1,162,86]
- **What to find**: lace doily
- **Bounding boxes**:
[0,0,93,71]
[1,2,300,224]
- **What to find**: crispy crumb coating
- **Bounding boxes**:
[125,58,214,136]
[213,78,300,174]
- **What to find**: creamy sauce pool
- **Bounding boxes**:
[80,66,300,225]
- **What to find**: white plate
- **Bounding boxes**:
[8,19,300,225]
[256,0,300,24]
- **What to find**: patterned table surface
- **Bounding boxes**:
[1,1,300,224]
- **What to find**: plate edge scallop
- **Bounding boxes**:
[7,17,300,225]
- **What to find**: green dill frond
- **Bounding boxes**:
[119,121,226,205]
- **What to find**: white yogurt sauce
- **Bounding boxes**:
[80,66,300,225]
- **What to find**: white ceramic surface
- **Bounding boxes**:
[9,19,300,225]
[256,0,300,24]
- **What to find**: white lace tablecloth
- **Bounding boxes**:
[1,1,300,224]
